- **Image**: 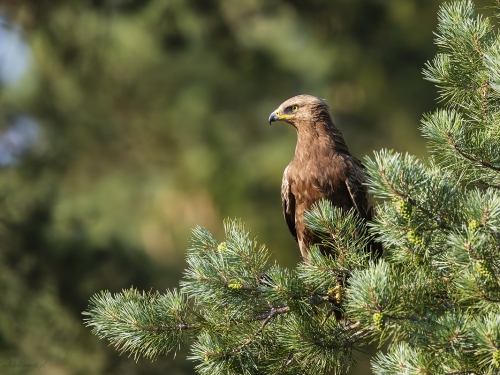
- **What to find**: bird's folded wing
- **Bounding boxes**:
[281,170,297,241]
[345,157,374,220]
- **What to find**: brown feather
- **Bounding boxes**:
[272,94,380,260]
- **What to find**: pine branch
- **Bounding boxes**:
[83,3,500,374]
[83,288,198,360]
[214,306,291,360]
[445,130,500,173]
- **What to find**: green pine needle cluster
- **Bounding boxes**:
[85,208,372,375]
[84,288,195,361]
[84,1,500,374]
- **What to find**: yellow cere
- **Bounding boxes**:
[278,113,295,120]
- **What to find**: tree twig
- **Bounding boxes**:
[446,130,500,173]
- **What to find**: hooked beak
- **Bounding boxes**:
[268,109,295,125]
[268,111,279,125]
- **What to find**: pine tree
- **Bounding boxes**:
[84,1,500,374]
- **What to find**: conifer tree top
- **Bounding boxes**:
[84,2,500,374]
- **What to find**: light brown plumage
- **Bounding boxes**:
[269,94,379,260]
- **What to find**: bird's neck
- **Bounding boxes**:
[294,117,350,157]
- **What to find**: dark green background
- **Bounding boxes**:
[0,0,492,374]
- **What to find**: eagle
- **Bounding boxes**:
[269,94,380,260]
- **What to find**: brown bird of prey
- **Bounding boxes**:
[269,94,379,260]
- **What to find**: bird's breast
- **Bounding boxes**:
[286,153,352,211]
[288,154,344,187]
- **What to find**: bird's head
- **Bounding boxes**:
[268,94,330,128]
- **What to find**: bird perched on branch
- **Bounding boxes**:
[269,94,380,261]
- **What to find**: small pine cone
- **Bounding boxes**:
[373,313,386,330]
[228,282,242,289]
[493,350,500,367]
[407,230,424,247]
[396,200,412,220]
[468,219,479,231]
[218,242,227,251]
[335,290,342,303]
[475,261,495,282]
[328,284,343,303]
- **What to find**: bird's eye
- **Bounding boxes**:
[292,105,299,112]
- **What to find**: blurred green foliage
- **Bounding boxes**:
[0,0,492,374]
